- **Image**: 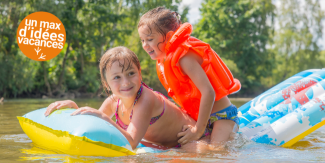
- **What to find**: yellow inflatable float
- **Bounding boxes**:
[18,108,164,157]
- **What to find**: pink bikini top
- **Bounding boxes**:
[115,82,166,130]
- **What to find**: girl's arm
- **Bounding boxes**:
[98,95,116,118]
[72,90,154,149]
[177,51,216,144]
[123,93,154,149]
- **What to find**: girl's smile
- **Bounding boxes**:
[148,50,154,56]
[138,25,167,60]
[120,86,134,92]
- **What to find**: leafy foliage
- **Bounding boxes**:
[193,0,276,95]
[268,0,325,85]
[0,0,185,98]
[0,0,324,98]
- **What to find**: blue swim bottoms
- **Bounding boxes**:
[208,104,240,128]
[174,104,239,148]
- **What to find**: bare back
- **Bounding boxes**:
[102,87,196,148]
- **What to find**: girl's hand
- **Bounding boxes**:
[45,100,78,116]
[70,106,103,118]
[177,125,205,145]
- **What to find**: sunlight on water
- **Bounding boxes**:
[1,98,325,162]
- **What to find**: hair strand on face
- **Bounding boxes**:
[99,46,141,97]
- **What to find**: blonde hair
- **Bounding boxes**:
[99,46,141,96]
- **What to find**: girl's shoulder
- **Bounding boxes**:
[110,94,120,108]
[137,87,158,108]
[102,94,119,111]
[179,49,203,70]
[132,87,165,118]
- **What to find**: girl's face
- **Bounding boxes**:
[105,60,141,99]
[138,25,167,60]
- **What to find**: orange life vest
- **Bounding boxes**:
[156,23,241,121]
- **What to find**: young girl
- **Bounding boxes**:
[44,46,211,150]
[138,7,241,146]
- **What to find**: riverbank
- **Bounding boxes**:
[228,97,253,101]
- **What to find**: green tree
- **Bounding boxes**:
[0,0,188,98]
[269,0,325,84]
[193,0,275,95]
[0,0,39,97]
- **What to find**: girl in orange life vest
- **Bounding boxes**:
[138,7,241,147]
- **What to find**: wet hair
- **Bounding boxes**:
[138,7,182,51]
[99,46,141,96]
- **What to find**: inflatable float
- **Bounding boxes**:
[18,69,325,156]
[238,68,325,147]
[17,108,166,157]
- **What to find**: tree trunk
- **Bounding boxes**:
[57,40,71,91]
[6,6,19,55]
[79,43,84,74]
[41,62,52,97]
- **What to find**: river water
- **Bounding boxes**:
[1,98,325,162]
